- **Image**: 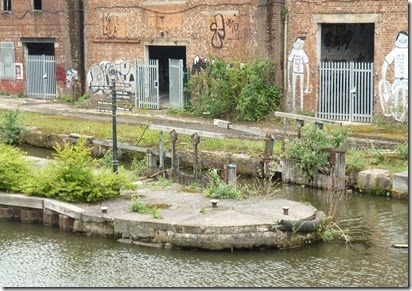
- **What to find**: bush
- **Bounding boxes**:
[24,138,136,203]
[0,143,31,192]
[187,57,282,121]
[284,124,348,180]
[0,109,26,145]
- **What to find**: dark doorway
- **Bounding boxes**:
[148,46,186,94]
[26,42,55,56]
[321,23,374,62]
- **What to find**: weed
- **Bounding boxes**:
[129,198,163,219]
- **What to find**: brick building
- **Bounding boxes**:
[284,0,408,122]
[0,0,84,98]
[0,0,408,122]
[83,0,284,108]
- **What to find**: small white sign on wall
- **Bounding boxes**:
[15,63,23,79]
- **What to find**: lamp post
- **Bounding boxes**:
[109,67,118,174]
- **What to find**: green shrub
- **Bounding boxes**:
[187,57,282,121]
[284,124,348,180]
[0,143,31,192]
[0,109,26,145]
[204,169,243,200]
[24,138,135,203]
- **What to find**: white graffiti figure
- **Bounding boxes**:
[288,37,310,112]
[379,31,408,122]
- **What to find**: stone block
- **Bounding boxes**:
[357,169,392,192]
[0,206,19,220]
[43,209,60,226]
[59,214,74,231]
[44,199,84,220]
[392,171,408,199]
[21,209,43,223]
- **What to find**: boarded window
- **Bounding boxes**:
[0,42,16,79]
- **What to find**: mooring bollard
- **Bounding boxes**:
[210,199,219,208]
[282,206,290,215]
[101,206,108,213]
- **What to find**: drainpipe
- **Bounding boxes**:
[283,10,288,91]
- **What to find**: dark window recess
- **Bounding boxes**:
[3,0,11,12]
[33,0,42,10]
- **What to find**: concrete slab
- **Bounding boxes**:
[43,199,84,220]
[0,193,43,209]
[392,171,408,193]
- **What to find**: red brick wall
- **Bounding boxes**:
[285,0,408,120]
[84,0,285,88]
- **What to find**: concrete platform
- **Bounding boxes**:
[74,182,318,250]
[0,182,319,250]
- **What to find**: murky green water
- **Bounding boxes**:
[0,185,408,287]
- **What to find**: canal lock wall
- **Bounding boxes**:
[20,129,408,199]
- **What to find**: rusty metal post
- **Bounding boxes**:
[169,129,178,178]
[191,132,201,181]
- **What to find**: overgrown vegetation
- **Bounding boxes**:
[318,180,351,243]
[0,109,26,145]
[187,57,282,121]
[23,138,136,203]
[283,124,348,180]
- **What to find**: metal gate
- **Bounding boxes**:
[318,62,374,122]
[168,59,184,109]
[135,59,159,109]
[25,55,56,99]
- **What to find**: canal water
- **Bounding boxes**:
[0,185,408,287]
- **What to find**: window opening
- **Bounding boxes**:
[2,0,11,12]
[33,0,42,11]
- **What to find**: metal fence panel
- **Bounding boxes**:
[169,59,184,109]
[318,61,374,122]
[136,59,159,109]
[25,55,56,99]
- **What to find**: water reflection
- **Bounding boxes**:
[0,185,408,287]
